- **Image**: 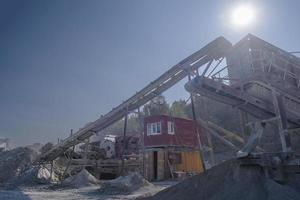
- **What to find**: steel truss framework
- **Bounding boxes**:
[185,34,300,153]
[40,34,300,179]
[185,34,300,181]
[39,36,231,162]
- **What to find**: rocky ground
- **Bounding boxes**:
[141,159,300,200]
[0,181,176,200]
[0,147,178,200]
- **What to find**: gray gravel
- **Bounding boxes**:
[141,159,300,200]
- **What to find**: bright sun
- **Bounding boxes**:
[231,4,256,27]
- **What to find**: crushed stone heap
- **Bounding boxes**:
[61,169,100,188]
[11,166,51,187]
[0,147,38,186]
[141,159,300,200]
[99,172,152,195]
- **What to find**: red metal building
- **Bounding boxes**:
[143,115,200,148]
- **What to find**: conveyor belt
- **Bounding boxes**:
[39,37,232,162]
[185,76,300,126]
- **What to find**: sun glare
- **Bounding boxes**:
[231,4,256,27]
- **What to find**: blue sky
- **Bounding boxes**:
[1,0,300,146]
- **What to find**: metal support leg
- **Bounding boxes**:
[138,107,145,177]
[196,85,215,167]
[272,89,292,152]
[62,145,75,179]
[121,109,128,175]
[237,122,265,158]
[206,131,215,165]
[200,100,216,166]
[50,161,54,181]
[188,75,206,171]
[238,110,248,138]
[83,138,89,170]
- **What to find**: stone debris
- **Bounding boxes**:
[141,159,300,200]
[0,147,38,186]
[10,166,51,187]
[99,172,152,195]
[61,169,100,188]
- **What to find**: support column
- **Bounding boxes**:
[50,160,54,181]
[138,107,145,177]
[188,74,206,171]
[206,131,215,165]
[272,89,292,152]
[198,94,215,166]
[83,138,90,170]
[121,108,128,175]
[238,109,248,139]
[62,144,76,179]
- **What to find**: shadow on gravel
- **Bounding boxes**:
[0,187,32,200]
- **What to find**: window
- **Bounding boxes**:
[168,121,175,134]
[147,122,161,135]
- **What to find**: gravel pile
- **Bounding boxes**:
[10,166,51,187]
[0,147,38,187]
[99,172,152,195]
[141,159,300,200]
[61,169,100,188]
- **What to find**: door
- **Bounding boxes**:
[153,151,158,180]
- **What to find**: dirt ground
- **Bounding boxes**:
[0,181,177,200]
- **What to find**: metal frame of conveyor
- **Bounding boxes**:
[184,34,300,181]
[38,37,232,162]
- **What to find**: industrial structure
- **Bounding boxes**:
[38,34,300,182]
[143,115,204,181]
[185,34,300,180]
[38,35,230,163]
